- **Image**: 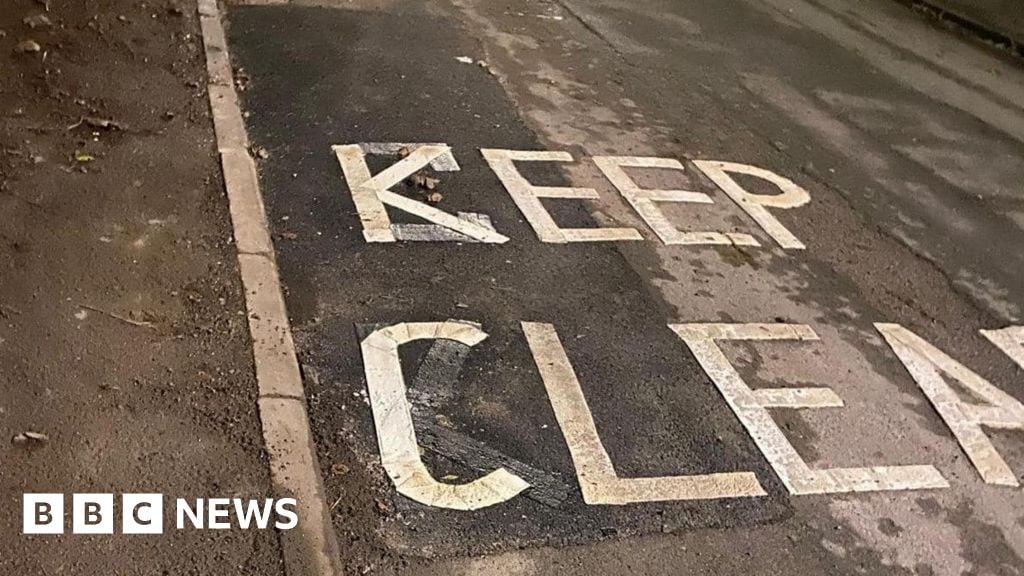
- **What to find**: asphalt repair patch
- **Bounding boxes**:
[227,3,791,557]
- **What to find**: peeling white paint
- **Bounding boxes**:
[693,160,810,249]
[361,321,530,510]
[333,143,508,244]
[671,323,948,494]
[481,149,642,243]
[878,323,1024,486]
[593,155,759,246]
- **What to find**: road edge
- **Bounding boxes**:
[891,0,1023,58]
[196,1,342,575]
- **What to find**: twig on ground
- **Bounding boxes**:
[80,304,156,329]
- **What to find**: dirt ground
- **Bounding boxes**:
[0,0,283,573]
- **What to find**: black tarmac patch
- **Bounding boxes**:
[227,3,790,557]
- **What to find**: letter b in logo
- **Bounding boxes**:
[23,494,64,534]
[73,494,114,534]
[122,494,163,534]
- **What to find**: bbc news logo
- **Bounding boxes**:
[23,494,298,534]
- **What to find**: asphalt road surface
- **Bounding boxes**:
[234,0,1023,573]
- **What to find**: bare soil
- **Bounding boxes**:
[0,0,283,573]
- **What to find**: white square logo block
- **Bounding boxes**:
[122,494,164,534]
[72,493,114,534]
[23,494,64,534]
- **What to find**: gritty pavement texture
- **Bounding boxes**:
[0,0,283,574]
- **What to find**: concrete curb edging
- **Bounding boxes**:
[196,1,342,574]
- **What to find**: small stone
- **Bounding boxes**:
[23,14,52,29]
[14,40,41,54]
[12,431,49,447]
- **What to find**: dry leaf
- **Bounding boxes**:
[14,40,41,54]
[409,173,440,190]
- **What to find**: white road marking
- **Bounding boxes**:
[522,322,767,504]
[670,323,948,494]
[391,212,499,242]
[693,161,810,249]
[333,143,509,244]
[357,142,462,172]
[481,149,643,243]
[878,323,1024,487]
[361,322,530,510]
[593,155,760,247]
[981,326,1024,370]
[333,145,816,249]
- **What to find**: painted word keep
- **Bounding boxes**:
[333,143,809,248]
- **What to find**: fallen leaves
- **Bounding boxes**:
[407,170,444,204]
[234,67,251,91]
[409,173,439,190]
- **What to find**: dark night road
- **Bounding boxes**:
[221,0,1024,573]
[3,0,1023,574]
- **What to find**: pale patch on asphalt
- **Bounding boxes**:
[879,323,1024,487]
[672,323,948,494]
[753,0,1024,144]
[741,72,1023,324]
[827,495,970,574]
